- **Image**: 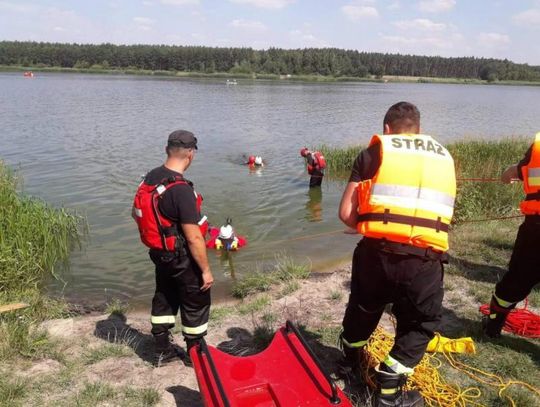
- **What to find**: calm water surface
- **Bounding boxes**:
[2,72,540,306]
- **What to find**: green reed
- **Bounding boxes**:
[0,161,81,294]
[319,138,531,221]
[0,161,82,359]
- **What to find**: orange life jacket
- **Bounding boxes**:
[357,134,456,252]
[520,133,540,215]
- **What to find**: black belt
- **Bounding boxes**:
[362,237,448,263]
[525,192,540,201]
[524,215,540,225]
[357,210,449,233]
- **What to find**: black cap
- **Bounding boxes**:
[167,130,198,150]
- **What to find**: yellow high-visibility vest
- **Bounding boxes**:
[356,134,456,252]
[520,132,540,215]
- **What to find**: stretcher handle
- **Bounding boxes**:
[198,338,231,407]
[285,320,341,405]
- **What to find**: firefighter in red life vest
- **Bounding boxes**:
[246,155,264,169]
[484,132,540,338]
[132,130,213,367]
[300,148,326,187]
[338,102,456,407]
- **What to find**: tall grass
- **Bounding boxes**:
[231,254,311,299]
[319,145,361,177]
[0,161,80,294]
[319,138,531,221]
[0,161,82,359]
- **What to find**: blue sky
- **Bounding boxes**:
[1,0,540,65]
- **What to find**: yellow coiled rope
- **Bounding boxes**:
[362,328,540,407]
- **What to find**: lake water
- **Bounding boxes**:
[2,72,540,306]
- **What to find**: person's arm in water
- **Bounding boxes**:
[181,223,214,291]
[339,182,359,229]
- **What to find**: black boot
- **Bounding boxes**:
[336,334,364,379]
[153,332,182,367]
[182,338,201,368]
[375,366,423,407]
[483,295,515,338]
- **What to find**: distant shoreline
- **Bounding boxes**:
[3,64,540,87]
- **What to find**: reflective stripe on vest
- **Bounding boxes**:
[182,323,208,335]
[527,167,540,187]
[357,134,456,252]
[520,133,540,215]
[371,184,455,219]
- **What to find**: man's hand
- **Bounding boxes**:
[501,164,519,184]
[181,223,212,291]
[201,269,214,291]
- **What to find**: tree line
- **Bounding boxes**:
[1,41,540,82]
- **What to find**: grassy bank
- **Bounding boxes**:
[320,138,530,221]
[0,161,81,360]
[231,253,311,299]
[4,64,540,86]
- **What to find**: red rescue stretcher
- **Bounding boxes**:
[190,320,353,407]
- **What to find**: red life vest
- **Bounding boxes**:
[307,151,326,174]
[133,176,208,252]
[313,151,326,170]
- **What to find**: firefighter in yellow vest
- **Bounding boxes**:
[484,133,540,338]
[338,102,456,407]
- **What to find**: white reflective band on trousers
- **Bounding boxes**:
[383,354,414,375]
[342,336,368,349]
[370,184,455,219]
[151,315,176,324]
[182,322,208,335]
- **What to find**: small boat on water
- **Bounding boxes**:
[226,79,238,85]
[23,71,34,78]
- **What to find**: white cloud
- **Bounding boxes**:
[142,1,153,5]
[387,1,400,11]
[341,4,379,21]
[53,26,65,32]
[230,19,267,30]
[393,18,446,32]
[133,17,155,25]
[228,0,295,10]
[477,32,510,48]
[380,32,469,55]
[289,29,330,47]
[418,0,455,13]
[0,1,39,13]
[159,0,199,6]
[512,8,540,25]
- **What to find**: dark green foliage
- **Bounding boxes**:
[1,41,540,81]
